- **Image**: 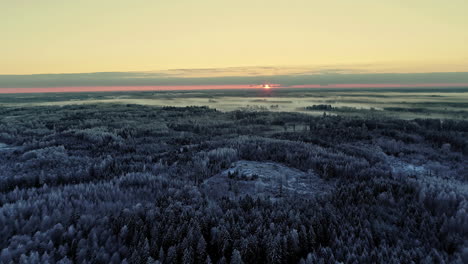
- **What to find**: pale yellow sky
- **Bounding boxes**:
[1,0,468,75]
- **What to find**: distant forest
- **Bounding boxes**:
[0,104,467,263]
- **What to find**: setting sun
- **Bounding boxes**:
[263,84,271,89]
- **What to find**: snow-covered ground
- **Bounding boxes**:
[202,160,332,200]
[0,143,10,151]
[0,142,17,152]
[389,159,427,178]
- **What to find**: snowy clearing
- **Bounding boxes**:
[202,160,332,200]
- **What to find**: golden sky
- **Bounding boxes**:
[2,0,468,75]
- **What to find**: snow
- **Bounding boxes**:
[202,160,332,200]
[0,142,18,152]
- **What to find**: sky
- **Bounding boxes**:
[1,0,468,91]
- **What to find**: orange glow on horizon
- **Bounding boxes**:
[289,83,468,88]
[0,84,274,94]
[1,83,468,94]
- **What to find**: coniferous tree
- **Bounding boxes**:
[230,249,244,264]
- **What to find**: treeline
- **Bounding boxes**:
[0,104,467,263]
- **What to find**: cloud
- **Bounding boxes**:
[1,66,468,89]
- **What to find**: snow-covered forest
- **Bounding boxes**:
[0,104,467,263]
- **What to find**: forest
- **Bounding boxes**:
[0,103,467,263]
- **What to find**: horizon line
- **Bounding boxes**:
[1,83,468,94]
